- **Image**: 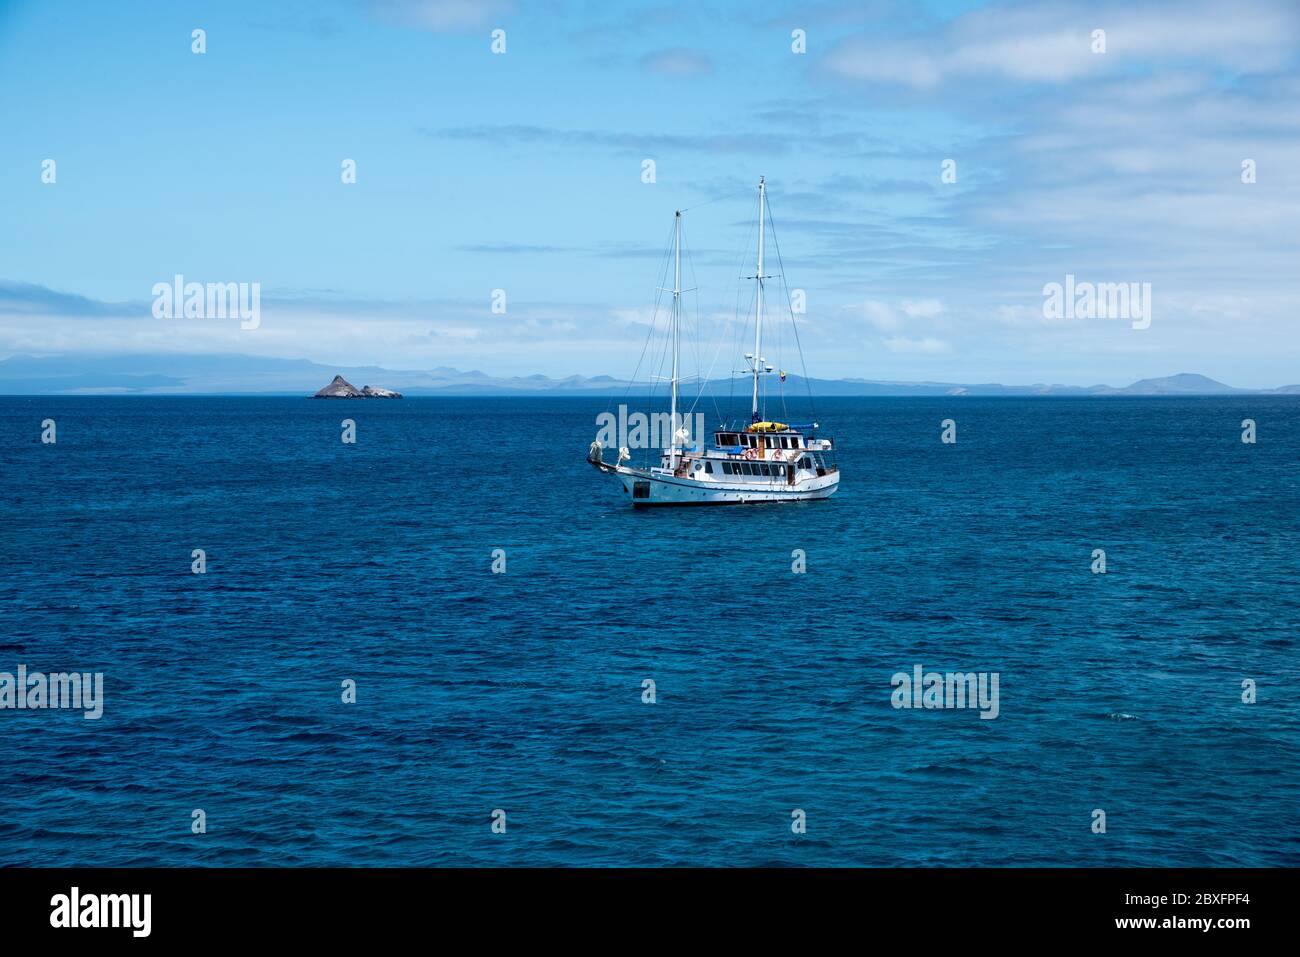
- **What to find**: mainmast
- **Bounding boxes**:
[751,177,765,423]
[670,209,681,467]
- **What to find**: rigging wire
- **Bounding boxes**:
[728,207,758,429]
[613,216,676,415]
[678,185,751,215]
[765,188,818,426]
[681,216,735,430]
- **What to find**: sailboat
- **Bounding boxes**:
[588,177,840,506]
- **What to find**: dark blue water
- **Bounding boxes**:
[1,396,1297,866]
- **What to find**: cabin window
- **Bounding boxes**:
[780,437,789,448]
[633,480,650,499]
[743,463,753,475]
[760,464,771,476]
[792,436,801,447]
[725,462,734,474]
[704,462,713,474]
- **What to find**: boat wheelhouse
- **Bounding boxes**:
[588,178,841,506]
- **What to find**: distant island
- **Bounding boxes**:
[312,374,402,399]
[0,354,1297,396]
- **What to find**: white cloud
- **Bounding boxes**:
[901,298,943,318]
[823,0,1300,89]
[882,335,951,354]
[367,0,514,32]
[639,48,713,76]
[855,300,902,331]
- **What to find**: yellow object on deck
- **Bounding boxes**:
[747,421,789,433]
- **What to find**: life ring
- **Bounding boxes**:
[742,448,757,460]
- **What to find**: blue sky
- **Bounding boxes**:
[2,0,1298,386]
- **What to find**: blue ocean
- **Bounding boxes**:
[2,395,1297,867]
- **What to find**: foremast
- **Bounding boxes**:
[669,209,681,469]
[749,177,767,424]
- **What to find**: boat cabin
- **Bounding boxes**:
[714,430,805,451]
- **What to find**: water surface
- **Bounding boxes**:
[1,395,1297,866]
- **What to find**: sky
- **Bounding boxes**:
[1,0,1298,387]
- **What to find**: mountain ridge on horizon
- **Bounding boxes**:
[0,353,1297,397]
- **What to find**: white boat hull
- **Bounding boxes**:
[594,462,839,506]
